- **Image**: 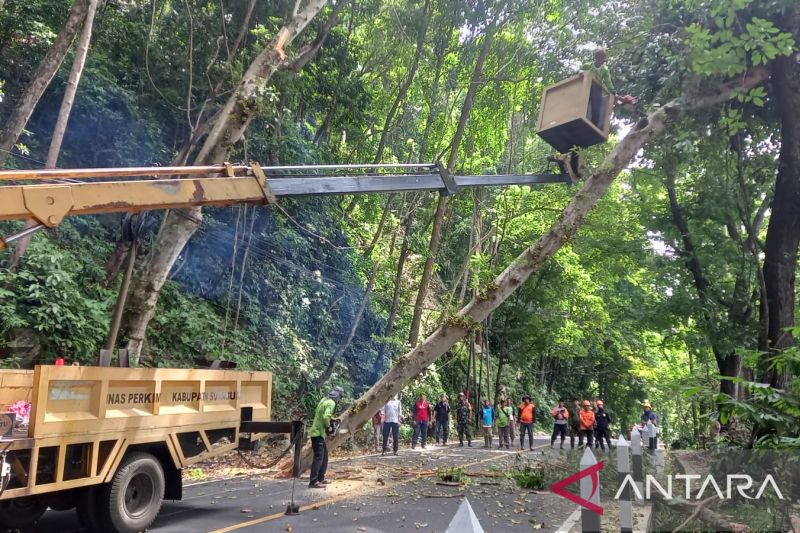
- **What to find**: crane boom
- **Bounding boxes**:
[0,162,565,249]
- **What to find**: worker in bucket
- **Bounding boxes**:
[584,47,637,128]
[308,386,344,488]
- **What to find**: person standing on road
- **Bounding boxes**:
[550,399,569,449]
[578,400,595,448]
[309,386,344,488]
[371,410,384,451]
[507,396,516,443]
[518,395,536,450]
[456,392,473,447]
[496,398,513,449]
[594,400,612,451]
[382,395,403,456]
[569,399,581,449]
[433,394,451,446]
[480,398,495,448]
[411,394,432,450]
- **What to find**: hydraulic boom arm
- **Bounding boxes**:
[0,162,565,249]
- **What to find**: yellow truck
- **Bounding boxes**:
[0,365,271,532]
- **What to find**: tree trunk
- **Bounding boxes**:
[760,52,800,389]
[105,240,136,351]
[121,0,331,363]
[288,0,348,73]
[408,25,495,346]
[373,0,429,163]
[665,172,741,394]
[45,0,98,168]
[6,0,100,271]
[284,68,769,472]
[0,0,90,165]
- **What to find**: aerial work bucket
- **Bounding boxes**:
[536,71,613,153]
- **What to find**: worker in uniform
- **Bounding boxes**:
[455,392,472,447]
[518,395,536,450]
[578,400,595,448]
[594,400,613,451]
[568,398,581,449]
[309,386,344,488]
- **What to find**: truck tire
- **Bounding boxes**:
[98,452,165,533]
[0,496,46,529]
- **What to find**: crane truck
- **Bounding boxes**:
[0,67,618,532]
[0,160,567,532]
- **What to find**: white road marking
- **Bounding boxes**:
[555,509,581,533]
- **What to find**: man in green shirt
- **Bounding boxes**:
[496,398,513,449]
[583,48,636,130]
[309,386,344,488]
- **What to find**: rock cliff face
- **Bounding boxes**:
[1,328,40,368]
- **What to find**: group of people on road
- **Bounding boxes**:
[311,387,658,487]
[373,393,534,452]
[549,398,613,451]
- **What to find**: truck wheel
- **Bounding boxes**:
[99,452,165,533]
[0,496,46,528]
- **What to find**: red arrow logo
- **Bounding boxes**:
[550,460,604,515]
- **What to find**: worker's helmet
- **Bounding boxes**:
[641,401,652,409]
[596,400,604,408]
[582,400,591,407]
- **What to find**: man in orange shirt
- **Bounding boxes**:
[578,400,595,448]
[518,395,536,450]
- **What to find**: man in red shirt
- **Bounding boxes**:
[411,393,433,449]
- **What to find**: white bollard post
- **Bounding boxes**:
[616,436,633,533]
[646,420,656,450]
[580,446,601,533]
[630,426,644,505]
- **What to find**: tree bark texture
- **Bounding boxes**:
[0,0,90,164]
[284,67,770,472]
[45,0,98,168]
[760,51,800,388]
[122,0,331,362]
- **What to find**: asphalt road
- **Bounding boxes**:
[29,436,580,533]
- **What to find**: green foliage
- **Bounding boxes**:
[0,238,111,362]
[510,458,546,490]
[437,466,467,484]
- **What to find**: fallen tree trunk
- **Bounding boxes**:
[285,67,770,473]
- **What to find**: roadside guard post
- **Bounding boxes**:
[580,447,601,533]
[616,436,633,533]
[630,427,644,504]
